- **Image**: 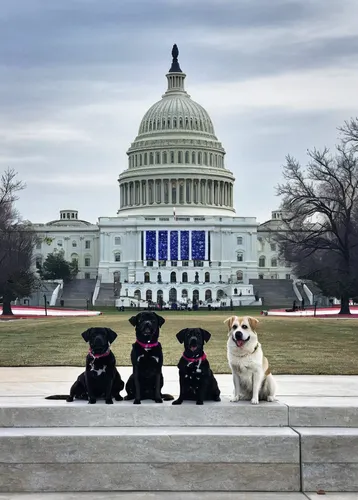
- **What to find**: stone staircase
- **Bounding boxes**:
[95,283,116,306]
[250,279,298,307]
[0,397,357,494]
[58,278,96,309]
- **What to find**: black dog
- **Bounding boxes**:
[172,327,221,406]
[46,327,124,405]
[125,311,173,404]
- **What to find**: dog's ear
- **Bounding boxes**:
[129,315,137,327]
[176,328,188,344]
[154,312,165,328]
[248,317,259,331]
[105,328,118,344]
[224,316,235,330]
[200,328,211,344]
[81,328,92,343]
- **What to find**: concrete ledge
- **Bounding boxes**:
[0,400,288,428]
[296,428,358,463]
[302,463,358,492]
[0,463,300,492]
[289,400,358,427]
[0,427,299,464]
[0,493,309,499]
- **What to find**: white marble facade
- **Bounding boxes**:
[32,46,292,306]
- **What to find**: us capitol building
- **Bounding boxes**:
[32,46,292,308]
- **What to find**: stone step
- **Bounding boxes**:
[0,427,300,492]
[0,400,288,427]
[295,427,358,492]
[0,493,310,499]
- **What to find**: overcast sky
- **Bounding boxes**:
[1,0,357,225]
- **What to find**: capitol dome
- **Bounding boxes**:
[118,45,235,216]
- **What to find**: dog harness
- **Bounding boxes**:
[136,340,159,349]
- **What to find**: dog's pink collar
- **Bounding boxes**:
[182,352,207,363]
[88,348,110,359]
[136,340,159,349]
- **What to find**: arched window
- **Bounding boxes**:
[169,288,177,302]
[179,117,183,128]
[144,153,148,165]
[182,272,188,283]
[182,289,188,298]
[156,152,161,164]
[72,240,77,247]
[271,257,278,267]
[163,151,168,164]
[205,289,212,301]
[209,153,213,166]
[198,152,202,164]
[170,151,175,163]
[178,151,183,163]
[217,289,224,300]
[162,118,166,128]
[144,272,150,283]
[157,289,163,303]
[114,252,121,262]
[193,289,199,303]
[259,256,266,268]
[234,288,238,295]
[139,154,142,166]
[71,253,78,262]
[149,152,154,165]
[173,117,177,128]
[185,151,190,163]
[204,152,208,165]
[134,289,141,300]
[237,270,243,281]
[170,271,177,283]
[146,290,152,302]
[192,152,196,164]
[237,252,243,262]
[205,272,210,283]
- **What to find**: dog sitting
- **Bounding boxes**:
[225,316,276,405]
[125,311,174,404]
[172,327,221,406]
[46,327,124,405]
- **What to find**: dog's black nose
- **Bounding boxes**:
[235,331,243,341]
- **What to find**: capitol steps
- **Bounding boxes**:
[0,400,357,493]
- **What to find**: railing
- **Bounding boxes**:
[92,274,102,306]
[303,283,314,305]
[49,280,63,306]
[293,280,303,302]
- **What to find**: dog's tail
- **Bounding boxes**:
[162,393,174,401]
[45,395,69,400]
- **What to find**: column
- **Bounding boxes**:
[146,180,149,205]
[161,179,164,204]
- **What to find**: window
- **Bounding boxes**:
[271,257,277,267]
[237,252,243,262]
[144,272,150,283]
[192,152,196,164]
[259,256,266,268]
[170,271,177,283]
[182,272,188,283]
[286,274,291,280]
[163,152,167,164]
[157,289,163,303]
[178,151,182,163]
[193,289,199,303]
[146,290,152,302]
[185,151,190,164]
[149,152,154,165]
[114,252,121,262]
[156,152,161,164]
[134,290,141,300]
[182,289,188,298]
[146,260,154,267]
[71,253,78,262]
[159,260,166,267]
[205,289,212,301]
[85,240,91,249]
[234,288,238,295]
[237,236,243,245]
[182,260,189,267]
[57,240,63,247]
[216,289,224,300]
[170,151,175,163]
[171,261,177,267]
[204,272,210,283]
[115,237,121,245]
[72,241,77,248]
[237,270,243,281]
[198,152,202,164]
[194,260,204,267]
[85,257,90,267]
[85,272,90,279]
[270,243,276,251]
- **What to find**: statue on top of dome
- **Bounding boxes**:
[169,44,182,73]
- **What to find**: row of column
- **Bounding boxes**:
[128,150,224,169]
[119,179,233,209]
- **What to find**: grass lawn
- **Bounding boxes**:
[0,310,357,374]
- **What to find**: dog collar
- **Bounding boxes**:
[88,348,111,359]
[136,340,159,349]
[182,352,207,363]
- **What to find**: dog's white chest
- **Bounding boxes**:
[90,362,107,376]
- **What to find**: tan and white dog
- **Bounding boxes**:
[225,316,276,405]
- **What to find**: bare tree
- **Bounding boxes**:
[275,126,358,315]
[0,169,39,315]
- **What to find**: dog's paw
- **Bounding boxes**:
[162,394,174,401]
[172,399,183,405]
[251,397,259,405]
[88,398,96,405]
[196,401,204,406]
[213,396,221,402]
[66,396,74,403]
[105,399,113,405]
[133,399,141,405]
[230,395,240,402]
[155,397,163,404]
[115,394,123,401]
[267,395,276,402]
